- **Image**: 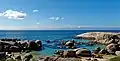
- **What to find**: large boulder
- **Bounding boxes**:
[106,43,116,54]
[75,48,91,57]
[65,40,75,48]
[35,40,42,50]
[63,50,77,57]
[0,52,6,60]
[28,41,42,51]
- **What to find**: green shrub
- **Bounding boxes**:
[109,56,120,61]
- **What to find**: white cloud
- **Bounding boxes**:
[49,16,64,20]
[33,9,39,12]
[0,9,27,20]
[36,22,40,24]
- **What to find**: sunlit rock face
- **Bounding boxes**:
[76,32,120,44]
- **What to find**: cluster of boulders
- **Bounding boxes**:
[93,43,120,55]
[5,53,34,61]
[55,48,91,58]
[44,40,76,49]
[0,39,42,52]
[75,32,120,44]
[75,32,120,55]
[43,56,82,61]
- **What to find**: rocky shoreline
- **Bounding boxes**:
[1,32,120,61]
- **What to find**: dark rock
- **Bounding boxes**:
[15,55,21,60]
[9,46,21,52]
[99,49,109,54]
[61,40,66,45]
[0,52,6,60]
[75,48,91,57]
[24,54,33,61]
[35,40,42,50]
[28,41,42,51]
[93,47,101,54]
[65,40,75,48]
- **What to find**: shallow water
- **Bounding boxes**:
[0,30,118,56]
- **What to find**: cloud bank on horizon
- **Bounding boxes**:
[0,0,119,30]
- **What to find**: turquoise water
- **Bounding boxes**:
[39,39,105,56]
[0,30,118,56]
[39,44,105,56]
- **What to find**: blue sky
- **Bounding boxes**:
[0,0,120,30]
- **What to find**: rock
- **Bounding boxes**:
[35,40,42,50]
[23,53,33,61]
[110,35,120,40]
[28,41,41,51]
[9,46,21,52]
[75,32,120,44]
[65,40,75,48]
[93,47,101,54]
[75,48,91,57]
[63,50,77,57]
[43,56,52,61]
[55,50,64,55]
[86,58,91,60]
[95,54,103,58]
[106,43,116,54]
[15,55,21,59]
[6,58,16,61]
[0,52,6,60]
[61,40,66,45]
[15,55,21,60]
[35,40,42,46]
[115,51,120,56]
[91,58,98,61]
[99,48,109,54]
[24,54,33,59]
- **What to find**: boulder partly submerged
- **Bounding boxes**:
[75,32,120,44]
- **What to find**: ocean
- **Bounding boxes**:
[0,30,119,56]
